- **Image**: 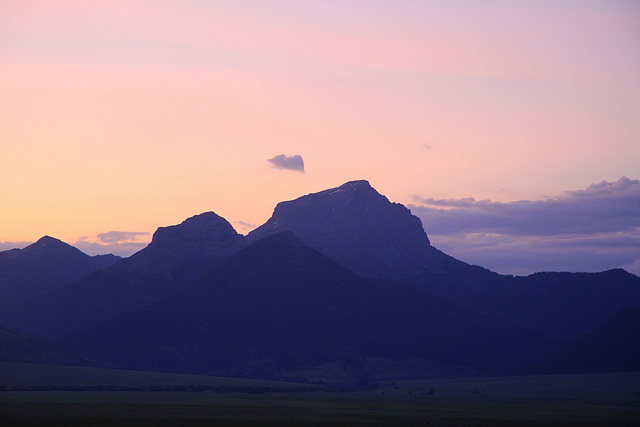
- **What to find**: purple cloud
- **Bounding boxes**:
[0,240,31,252]
[97,231,150,244]
[409,177,640,275]
[75,231,151,257]
[411,177,640,236]
[268,154,305,173]
[236,221,257,232]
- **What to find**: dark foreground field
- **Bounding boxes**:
[1,362,638,426]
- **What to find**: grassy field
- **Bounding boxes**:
[1,362,638,426]
[0,361,322,392]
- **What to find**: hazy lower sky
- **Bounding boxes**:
[1,1,639,275]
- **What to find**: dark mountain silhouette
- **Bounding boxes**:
[3,179,638,380]
[417,268,640,340]
[248,180,640,341]
[0,236,119,310]
[544,305,640,373]
[248,180,456,281]
[62,232,555,379]
[0,326,106,367]
[503,270,640,340]
[4,213,247,340]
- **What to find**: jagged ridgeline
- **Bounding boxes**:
[1,180,639,379]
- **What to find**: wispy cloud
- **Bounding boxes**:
[96,231,150,244]
[75,231,151,257]
[0,240,31,252]
[409,177,640,275]
[236,221,257,232]
[411,177,640,236]
[267,154,305,173]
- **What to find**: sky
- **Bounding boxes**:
[1,0,639,275]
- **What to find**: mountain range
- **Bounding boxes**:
[2,212,246,340]
[0,236,118,312]
[61,232,554,377]
[1,180,638,382]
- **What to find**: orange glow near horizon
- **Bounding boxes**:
[1,1,639,259]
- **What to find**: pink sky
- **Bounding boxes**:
[1,1,639,274]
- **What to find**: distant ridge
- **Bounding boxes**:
[0,327,97,366]
[4,212,247,340]
[62,231,554,377]
[0,236,119,309]
[1,179,638,382]
[545,304,640,373]
[248,180,640,342]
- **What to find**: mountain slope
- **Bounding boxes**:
[0,236,119,309]
[249,180,451,281]
[62,232,555,378]
[5,212,247,340]
[420,268,640,340]
[507,270,640,340]
[0,327,97,366]
[3,179,638,378]
[248,180,640,341]
[544,305,640,373]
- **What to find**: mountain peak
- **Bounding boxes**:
[248,180,434,280]
[243,231,309,253]
[33,235,67,247]
[21,236,86,258]
[322,179,377,198]
[335,179,372,191]
[150,211,241,248]
[144,211,247,272]
[218,231,323,276]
